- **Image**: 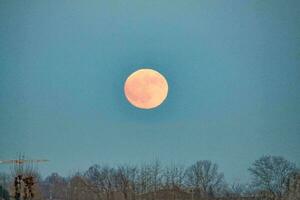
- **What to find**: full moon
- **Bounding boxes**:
[124,68,168,109]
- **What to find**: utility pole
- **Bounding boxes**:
[0,155,48,200]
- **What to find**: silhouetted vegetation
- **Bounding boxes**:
[248,156,296,199]
[0,155,299,200]
[0,185,10,200]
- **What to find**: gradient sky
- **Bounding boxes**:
[0,0,299,183]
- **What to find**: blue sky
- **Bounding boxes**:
[0,0,299,183]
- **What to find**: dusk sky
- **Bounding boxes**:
[1,0,299,183]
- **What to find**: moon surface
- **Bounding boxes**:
[124,68,168,109]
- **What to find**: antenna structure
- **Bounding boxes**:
[0,154,48,200]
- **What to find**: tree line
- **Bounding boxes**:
[0,155,299,200]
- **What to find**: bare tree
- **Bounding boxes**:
[67,173,98,200]
[0,173,10,200]
[115,165,138,200]
[135,160,163,200]
[150,160,162,194]
[0,185,10,200]
[136,163,152,195]
[84,165,116,200]
[43,173,68,200]
[163,164,185,200]
[0,172,10,191]
[285,170,300,200]
[163,164,185,189]
[226,181,251,198]
[9,162,44,200]
[248,155,296,199]
[185,160,225,198]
